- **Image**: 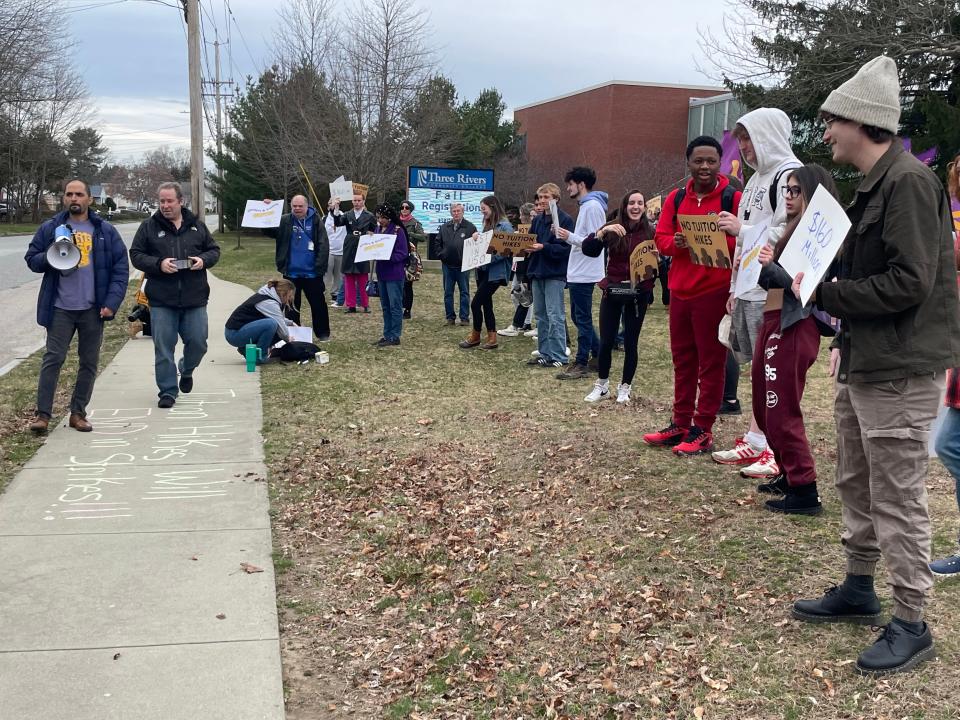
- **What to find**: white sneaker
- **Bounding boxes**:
[498,325,520,337]
[523,327,538,337]
[564,346,571,356]
[616,383,631,404]
[739,449,780,478]
[711,437,765,466]
[530,350,541,358]
[584,380,610,402]
[330,301,340,308]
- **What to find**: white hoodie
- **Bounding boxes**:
[729,108,802,302]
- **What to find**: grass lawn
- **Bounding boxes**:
[0,222,44,237]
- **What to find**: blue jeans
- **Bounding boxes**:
[150,305,209,399]
[442,264,470,321]
[224,319,279,362]
[568,282,599,365]
[532,277,567,363]
[379,279,404,341]
[935,407,960,525]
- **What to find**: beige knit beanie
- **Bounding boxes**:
[820,56,901,133]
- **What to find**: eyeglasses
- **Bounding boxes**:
[822,114,847,129]
[781,184,802,199]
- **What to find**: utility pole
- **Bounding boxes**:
[186,0,204,216]
[203,33,233,234]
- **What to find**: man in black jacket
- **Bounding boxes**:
[330,191,376,310]
[433,203,477,325]
[262,194,330,340]
[130,182,220,408]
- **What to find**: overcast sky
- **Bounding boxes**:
[66,0,731,163]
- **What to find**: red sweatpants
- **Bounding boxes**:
[751,311,821,486]
[669,287,728,432]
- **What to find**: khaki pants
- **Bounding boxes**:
[834,374,943,622]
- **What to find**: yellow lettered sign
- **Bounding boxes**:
[489,231,537,256]
[676,214,731,269]
[629,240,659,287]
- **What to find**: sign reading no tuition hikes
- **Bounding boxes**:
[676,214,731,269]
[489,231,536,257]
[630,240,658,287]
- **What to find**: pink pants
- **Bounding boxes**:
[343,273,369,309]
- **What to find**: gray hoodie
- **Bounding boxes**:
[729,108,802,302]
[254,284,292,341]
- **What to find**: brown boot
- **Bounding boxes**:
[459,330,481,349]
[29,415,50,434]
[480,331,498,349]
[69,413,93,432]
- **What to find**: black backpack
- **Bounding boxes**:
[275,341,320,362]
[673,184,737,215]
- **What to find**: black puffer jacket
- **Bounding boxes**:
[130,207,220,308]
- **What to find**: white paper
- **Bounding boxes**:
[288,326,313,343]
[461,231,493,272]
[329,176,354,202]
[734,220,770,299]
[354,232,398,262]
[778,185,851,305]
[240,199,283,228]
[548,199,560,232]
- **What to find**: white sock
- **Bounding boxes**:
[744,431,767,451]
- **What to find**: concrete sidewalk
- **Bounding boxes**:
[0,275,285,719]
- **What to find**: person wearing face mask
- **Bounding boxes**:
[330,191,376,313]
[261,194,330,340]
[434,203,478,325]
[751,164,840,516]
[581,190,655,404]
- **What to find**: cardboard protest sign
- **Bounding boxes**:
[676,214,732,269]
[489,231,537,256]
[645,195,662,219]
[461,231,492,272]
[516,223,531,234]
[352,182,370,197]
[355,233,398,262]
[629,239,659,287]
[329,175,354,201]
[778,185,851,305]
[240,199,283,228]
[733,220,770,299]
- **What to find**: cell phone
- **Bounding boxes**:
[173,258,193,270]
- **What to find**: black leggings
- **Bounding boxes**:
[403,280,414,313]
[598,290,650,384]
[471,279,502,332]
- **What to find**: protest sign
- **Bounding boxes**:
[516,223,531,234]
[778,185,851,305]
[355,233,398,262]
[288,326,313,343]
[461,231,492,272]
[676,214,732,269]
[548,199,560,231]
[329,175,354,201]
[734,220,770,299]
[240,199,283,229]
[645,195,662,220]
[352,182,370,197]
[490,231,536,256]
[629,240,659,287]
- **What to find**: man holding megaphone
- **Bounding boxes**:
[24,179,129,434]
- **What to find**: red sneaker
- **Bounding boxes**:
[643,423,688,447]
[672,426,714,456]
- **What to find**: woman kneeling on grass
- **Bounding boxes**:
[459,195,513,350]
[580,189,655,404]
[752,164,841,516]
[224,278,296,364]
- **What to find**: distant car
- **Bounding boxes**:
[0,203,10,219]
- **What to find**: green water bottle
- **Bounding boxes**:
[245,344,262,372]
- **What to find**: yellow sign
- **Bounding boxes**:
[676,214,731,269]
[646,195,662,219]
[489,231,537,256]
[516,223,531,234]
[629,239,659,287]
[352,182,370,198]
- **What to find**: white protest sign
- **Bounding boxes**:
[461,231,492,272]
[548,199,560,232]
[288,326,313,343]
[734,220,770,299]
[354,233,398,262]
[778,185,851,305]
[329,175,354,202]
[240,199,283,228]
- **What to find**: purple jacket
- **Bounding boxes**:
[374,223,409,282]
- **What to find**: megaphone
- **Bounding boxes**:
[47,224,81,275]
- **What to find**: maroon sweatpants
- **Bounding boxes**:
[751,311,821,486]
[669,287,728,432]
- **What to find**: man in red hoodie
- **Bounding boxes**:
[643,136,741,456]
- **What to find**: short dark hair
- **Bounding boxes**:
[64,178,91,196]
[400,199,414,211]
[686,135,724,160]
[564,166,596,189]
[863,125,896,144]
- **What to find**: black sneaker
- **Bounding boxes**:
[537,357,564,368]
[718,399,742,415]
[373,337,388,347]
[855,620,936,676]
[158,395,176,409]
[765,483,822,516]
[178,374,193,394]
[402,311,411,319]
[316,334,330,342]
[345,307,357,314]
[792,585,882,625]
[756,473,788,495]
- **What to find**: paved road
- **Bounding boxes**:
[0,216,216,375]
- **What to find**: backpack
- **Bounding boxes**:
[673,184,737,215]
[405,243,423,282]
[275,341,321,362]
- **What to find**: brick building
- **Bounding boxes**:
[513,81,729,209]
